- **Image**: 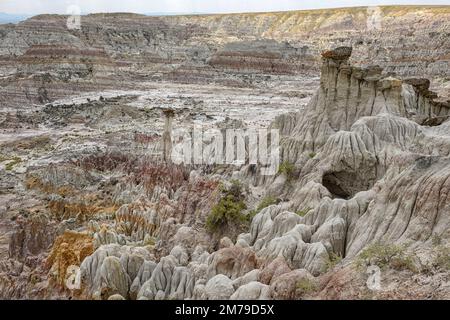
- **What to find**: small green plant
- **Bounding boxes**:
[324,252,343,271]
[143,235,156,246]
[206,180,247,233]
[431,233,442,246]
[246,209,257,222]
[246,196,280,223]
[296,208,311,217]
[5,156,22,171]
[256,196,279,212]
[296,277,317,295]
[308,152,316,159]
[29,274,40,285]
[356,243,417,272]
[432,245,450,271]
[226,179,244,198]
[278,161,295,180]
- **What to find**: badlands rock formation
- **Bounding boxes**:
[1,6,449,109]
[0,6,449,300]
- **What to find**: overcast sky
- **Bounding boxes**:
[0,0,448,15]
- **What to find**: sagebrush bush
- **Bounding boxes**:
[246,196,280,223]
[256,196,279,212]
[356,243,417,272]
[431,233,442,246]
[432,245,450,271]
[206,180,247,232]
[5,156,22,171]
[308,152,316,158]
[278,161,295,180]
[296,278,317,295]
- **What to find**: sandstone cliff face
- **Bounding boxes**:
[168,6,450,77]
[276,49,450,163]
[207,40,316,75]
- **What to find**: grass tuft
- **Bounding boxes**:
[278,161,295,181]
[296,278,317,295]
[356,243,417,272]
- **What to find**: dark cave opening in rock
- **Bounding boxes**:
[322,170,374,199]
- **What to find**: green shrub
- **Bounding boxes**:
[308,152,316,159]
[226,179,244,199]
[296,278,317,295]
[206,180,247,232]
[246,196,280,223]
[324,252,343,271]
[143,234,156,246]
[246,209,257,222]
[390,253,417,272]
[256,196,279,212]
[30,274,40,285]
[432,245,450,271]
[5,156,22,171]
[431,233,442,246]
[296,208,311,217]
[356,243,417,272]
[278,161,295,180]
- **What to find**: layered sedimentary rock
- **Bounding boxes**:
[207,40,316,75]
[275,46,450,163]
[0,7,449,300]
[1,6,449,108]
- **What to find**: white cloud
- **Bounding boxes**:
[0,0,448,15]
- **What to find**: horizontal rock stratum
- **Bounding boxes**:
[0,5,449,107]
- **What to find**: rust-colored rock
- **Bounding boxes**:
[46,231,94,286]
[321,46,352,61]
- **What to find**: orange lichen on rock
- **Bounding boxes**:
[46,231,94,287]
